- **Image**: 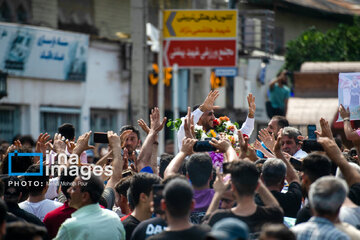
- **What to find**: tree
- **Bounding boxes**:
[285,18,360,72]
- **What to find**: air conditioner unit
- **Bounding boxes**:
[244,18,261,49]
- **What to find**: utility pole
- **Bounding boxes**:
[158,0,165,154]
[130,0,148,140]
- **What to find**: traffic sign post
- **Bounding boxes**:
[215,67,238,77]
[163,39,237,68]
[162,9,238,68]
[161,9,238,152]
[163,10,237,38]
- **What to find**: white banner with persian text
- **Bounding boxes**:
[0,23,88,81]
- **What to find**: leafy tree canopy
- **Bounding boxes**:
[285,17,360,72]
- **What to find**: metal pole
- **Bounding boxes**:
[172,64,179,153]
[158,0,165,154]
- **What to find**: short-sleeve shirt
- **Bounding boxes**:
[19,199,63,221]
[148,225,210,240]
[269,83,290,109]
[292,216,350,240]
[123,215,141,240]
[43,201,76,239]
[204,206,283,234]
[131,217,167,240]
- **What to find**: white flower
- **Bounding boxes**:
[194,125,204,131]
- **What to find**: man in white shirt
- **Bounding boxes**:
[281,127,307,159]
[177,90,256,150]
[19,164,62,221]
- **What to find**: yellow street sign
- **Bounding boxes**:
[163,10,237,38]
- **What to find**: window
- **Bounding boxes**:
[16,4,27,23]
[40,107,80,139]
[57,0,97,34]
[0,0,31,24]
[90,109,117,133]
[0,106,20,142]
[0,1,11,22]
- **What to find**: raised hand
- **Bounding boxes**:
[150,107,167,133]
[184,107,195,138]
[315,118,333,139]
[247,93,256,118]
[73,131,95,156]
[339,104,350,119]
[210,137,231,153]
[5,140,22,156]
[107,131,121,152]
[213,169,230,194]
[237,130,249,159]
[137,119,150,134]
[274,130,283,154]
[181,137,197,155]
[199,90,220,112]
[65,140,76,154]
[35,133,52,155]
[254,139,274,159]
[318,137,342,160]
[50,133,67,154]
[258,128,275,151]
[247,144,260,162]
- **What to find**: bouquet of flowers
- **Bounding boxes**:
[168,116,241,169]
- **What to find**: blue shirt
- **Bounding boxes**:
[55,203,125,240]
[291,216,350,240]
[269,83,290,109]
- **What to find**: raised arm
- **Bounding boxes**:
[254,139,275,159]
[258,128,276,153]
[273,133,300,184]
[257,180,281,207]
[164,137,196,178]
[72,131,95,158]
[269,71,284,90]
[177,90,219,149]
[206,170,230,216]
[137,107,166,173]
[314,117,334,140]
[318,136,360,187]
[210,137,238,162]
[106,131,124,189]
[138,118,160,174]
[339,104,360,141]
[239,94,255,137]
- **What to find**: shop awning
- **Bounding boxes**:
[286,98,338,127]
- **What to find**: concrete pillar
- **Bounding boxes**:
[130,0,148,140]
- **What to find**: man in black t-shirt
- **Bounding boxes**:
[123,173,161,240]
[255,158,302,218]
[203,160,283,236]
[131,217,167,240]
[295,153,332,224]
[148,179,210,240]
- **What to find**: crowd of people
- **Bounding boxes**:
[0,90,360,240]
